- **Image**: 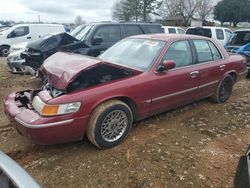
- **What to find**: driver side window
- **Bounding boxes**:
[162,40,192,68]
[7,26,29,38]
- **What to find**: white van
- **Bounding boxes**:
[162,26,185,34]
[0,24,65,56]
[186,27,233,45]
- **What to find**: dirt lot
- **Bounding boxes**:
[0,57,250,188]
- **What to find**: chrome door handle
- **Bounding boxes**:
[190,71,199,78]
[219,65,226,71]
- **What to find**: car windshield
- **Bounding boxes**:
[99,38,165,71]
[228,31,250,46]
[74,25,92,41]
[70,25,86,37]
[186,28,212,38]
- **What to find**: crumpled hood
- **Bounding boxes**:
[40,52,105,90]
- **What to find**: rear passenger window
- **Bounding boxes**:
[94,26,121,43]
[208,41,222,61]
[193,40,214,63]
[216,29,224,40]
[124,25,143,37]
[162,40,192,68]
[168,28,176,34]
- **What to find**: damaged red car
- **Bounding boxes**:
[4,34,248,149]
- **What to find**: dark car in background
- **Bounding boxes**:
[21,23,164,73]
[226,29,250,75]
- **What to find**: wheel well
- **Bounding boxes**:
[229,72,237,83]
[115,97,138,121]
[0,45,10,48]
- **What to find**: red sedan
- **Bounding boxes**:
[4,34,248,149]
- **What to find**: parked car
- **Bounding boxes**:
[162,26,185,34]
[4,34,247,149]
[186,27,232,45]
[225,29,250,75]
[21,23,164,73]
[6,33,79,74]
[0,150,40,188]
[0,24,65,56]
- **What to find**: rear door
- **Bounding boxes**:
[149,40,199,114]
[191,39,225,99]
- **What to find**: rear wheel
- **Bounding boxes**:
[210,75,234,103]
[86,100,133,149]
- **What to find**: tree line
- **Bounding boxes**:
[112,0,250,27]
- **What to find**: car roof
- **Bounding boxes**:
[129,33,210,42]
[83,22,161,27]
[234,29,250,32]
[187,26,230,30]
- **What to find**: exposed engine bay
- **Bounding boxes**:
[42,64,134,98]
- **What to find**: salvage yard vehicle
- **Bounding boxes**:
[21,22,164,73]
[0,150,40,188]
[7,33,79,74]
[186,27,232,45]
[225,29,250,76]
[4,34,248,149]
[0,24,65,57]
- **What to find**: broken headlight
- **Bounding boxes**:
[32,96,81,116]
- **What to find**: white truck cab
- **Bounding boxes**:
[186,27,233,45]
[0,24,65,56]
[162,26,186,34]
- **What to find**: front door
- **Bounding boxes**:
[149,40,199,115]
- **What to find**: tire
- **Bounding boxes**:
[86,100,133,149]
[0,46,10,57]
[210,75,234,103]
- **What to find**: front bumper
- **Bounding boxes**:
[4,90,88,145]
[7,56,27,74]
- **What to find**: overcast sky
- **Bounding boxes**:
[0,0,117,23]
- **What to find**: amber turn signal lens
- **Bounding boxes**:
[41,105,59,116]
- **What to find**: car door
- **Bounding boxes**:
[88,25,121,57]
[149,40,199,115]
[6,26,31,45]
[190,39,225,99]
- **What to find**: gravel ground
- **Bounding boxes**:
[0,57,249,188]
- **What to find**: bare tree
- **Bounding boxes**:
[74,15,86,26]
[176,0,200,26]
[159,0,179,19]
[196,0,214,25]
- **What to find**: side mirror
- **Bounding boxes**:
[92,37,103,45]
[157,60,176,72]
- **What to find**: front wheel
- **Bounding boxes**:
[210,75,234,103]
[86,100,133,149]
[0,46,10,57]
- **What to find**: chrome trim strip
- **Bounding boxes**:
[239,70,248,75]
[199,80,219,89]
[15,117,74,129]
[152,87,198,102]
[145,99,152,103]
